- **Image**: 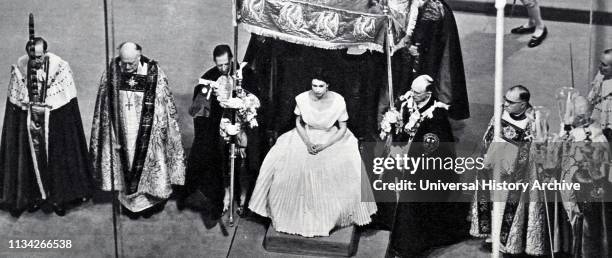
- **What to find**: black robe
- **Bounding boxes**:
[0,100,93,215]
[411,0,469,120]
[0,55,93,216]
[183,66,260,219]
[182,68,226,219]
[380,98,470,257]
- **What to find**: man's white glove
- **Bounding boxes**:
[408,45,419,57]
[36,70,46,82]
[219,97,245,109]
[236,62,248,80]
[198,78,221,89]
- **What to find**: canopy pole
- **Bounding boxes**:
[587,0,594,82]
[493,0,506,257]
[228,0,239,227]
[570,43,575,88]
[383,4,394,108]
[103,0,119,257]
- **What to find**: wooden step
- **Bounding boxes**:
[263,225,359,257]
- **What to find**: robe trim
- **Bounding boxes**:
[476,185,491,234]
[21,55,52,200]
[241,23,385,53]
[477,113,533,236]
[25,107,49,200]
[110,56,159,195]
[499,142,531,245]
[500,119,529,146]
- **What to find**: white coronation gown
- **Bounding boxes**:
[249,91,377,237]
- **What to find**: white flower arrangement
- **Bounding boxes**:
[219,92,261,141]
[380,108,402,139]
[238,93,261,129]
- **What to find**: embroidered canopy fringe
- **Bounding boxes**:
[241,23,385,52]
[239,0,421,54]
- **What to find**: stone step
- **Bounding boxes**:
[263,226,359,257]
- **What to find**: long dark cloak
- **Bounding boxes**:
[378,99,470,257]
[0,99,93,214]
[413,1,469,120]
[182,68,227,219]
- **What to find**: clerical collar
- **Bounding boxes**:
[135,61,148,75]
[509,112,526,120]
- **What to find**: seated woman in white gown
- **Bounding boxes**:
[249,70,377,237]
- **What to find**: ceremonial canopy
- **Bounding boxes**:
[239,0,423,53]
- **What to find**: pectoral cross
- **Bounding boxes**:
[125,100,134,110]
[124,77,138,110]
